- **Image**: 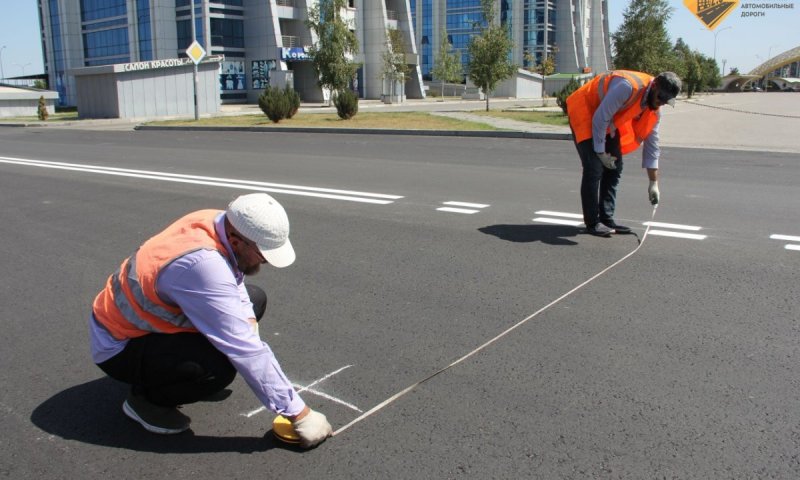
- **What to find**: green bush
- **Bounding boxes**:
[258,86,291,123]
[555,76,582,115]
[37,96,49,121]
[333,89,358,120]
[284,86,300,119]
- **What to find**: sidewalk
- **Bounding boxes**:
[2,93,798,153]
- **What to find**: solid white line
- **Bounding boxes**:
[648,229,707,240]
[0,157,401,204]
[532,217,583,227]
[786,244,800,251]
[436,207,479,214]
[534,210,583,219]
[442,201,489,209]
[771,234,800,242]
[642,221,702,231]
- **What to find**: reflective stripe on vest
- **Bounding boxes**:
[597,71,646,112]
[110,253,196,332]
[92,209,228,339]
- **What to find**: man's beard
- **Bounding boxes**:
[239,261,261,276]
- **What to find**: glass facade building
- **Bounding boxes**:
[39,0,424,107]
[410,0,610,80]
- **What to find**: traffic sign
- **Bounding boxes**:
[186,41,206,65]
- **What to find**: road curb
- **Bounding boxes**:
[134,124,573,141]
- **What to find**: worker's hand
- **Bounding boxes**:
[292,409,333,448]
[648,181,660,205]
[597,152,617,170]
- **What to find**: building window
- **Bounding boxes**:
[210,18,244,48]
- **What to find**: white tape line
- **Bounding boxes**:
[334,205,659,436]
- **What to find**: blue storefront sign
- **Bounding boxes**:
[281,47,311,61]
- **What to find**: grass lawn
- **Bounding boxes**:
[1,112,80,122]
[148,111,501,130]
[471,109,570,126]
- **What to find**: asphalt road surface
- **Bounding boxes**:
[0,128,798,479]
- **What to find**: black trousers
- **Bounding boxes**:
[98,284,267,407]
[574,133,623,227]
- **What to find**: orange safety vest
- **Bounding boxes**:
[566,70,660,155]
[92,209,231,340]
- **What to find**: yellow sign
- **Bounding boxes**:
[185,41,206,65]
[683,0,739,30]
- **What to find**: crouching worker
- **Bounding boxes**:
[89,193,332,448]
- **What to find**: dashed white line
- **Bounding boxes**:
[437,201,489,215]
[535,210,583,219]
[648,230,707,240]
[532,217,583,226]
[786,245,800,251]
[533,210,583,226]
[443,201,490,209]
[643,221,702,231]
[770,234,800,242]
[437,206,480,214]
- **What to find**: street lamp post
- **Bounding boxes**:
[14,62,31,76]
[712,26,732,75]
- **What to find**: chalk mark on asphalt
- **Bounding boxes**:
[242,364,360,417]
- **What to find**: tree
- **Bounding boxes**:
[729,67,740,75]
[430,30,462,98]
[305,0,359,105]
[612,0,680,74]
[466,0,516,111]
[525,49,557,76]
[381,27,411,101]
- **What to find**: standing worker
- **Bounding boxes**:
[89,193,332,448]
[566,70,682,237]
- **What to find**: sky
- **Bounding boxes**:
[1,1,798,79]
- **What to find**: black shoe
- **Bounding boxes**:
[601,221,631,234]
[586,223,614,237]
[123,390,191,434]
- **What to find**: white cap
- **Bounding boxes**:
[226,193,295,268]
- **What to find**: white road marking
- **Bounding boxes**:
[443,201,489,208]
[785,245,800,251]
[648,229,707,240]
[642,221,702,231]
[534,210,583,219]
[0,156,402,205]
[242,365,359,417]
[771,234,800,242]
[532,217,583,226]
[436,207,479,214]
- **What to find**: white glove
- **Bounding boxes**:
[597,152,617,170]
[648,181,660,205]
[292,409,333,448]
